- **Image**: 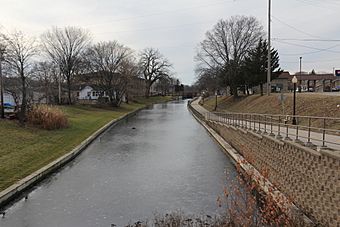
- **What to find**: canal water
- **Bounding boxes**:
[1,100,237,227]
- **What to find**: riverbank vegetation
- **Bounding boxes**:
[121,161,301,227]
[0,96,172,191]
[27,105,69,130]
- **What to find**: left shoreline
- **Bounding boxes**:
[0,104,149,209]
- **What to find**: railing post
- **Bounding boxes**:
[284,119,291,141]
[263,115,267,134]
[269,115,275,137]
[295,119,301,143]
[258,115,262,133]
[246,114,249,129]
[276,116,282,140]
[322,118,327,148]
[253,115,256,132]
[305,117,314,147]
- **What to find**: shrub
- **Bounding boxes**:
[27,105,69,130]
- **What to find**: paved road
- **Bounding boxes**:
[1,100,237,227]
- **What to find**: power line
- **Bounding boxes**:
[296,0,340,7]
[281,57,340,64]
[274,39,340,54]
[273,38,340,42]
[271,15,323,39]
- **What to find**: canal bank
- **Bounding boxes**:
[0,107,143,209]
[0,97,172,210]
[188,98,323,226]
[0,100,237,227]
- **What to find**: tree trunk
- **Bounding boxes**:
[260,83,264,96]
[67,76,72,105]
[125,93,129,104]
[19,76,26,126]
[231,85,238,98]
[145,82,151,98]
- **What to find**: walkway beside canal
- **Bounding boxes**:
[191,98,340,151]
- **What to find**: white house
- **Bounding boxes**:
[77,85,128,103]
[77,85,105,100]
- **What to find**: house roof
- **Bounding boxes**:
[78,84,103,91]
[277,72,336,81]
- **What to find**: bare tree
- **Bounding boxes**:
[32,61,59,104]
[41,26,91,104]
[1,31,38,124]
[139,48,171,98]
[155,76,174,96]
[195,16,263,97]
[194,68,220,94]
[85,41,133,107]
[120,57,139,104]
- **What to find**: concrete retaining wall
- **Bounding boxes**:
[0,108,142,209]
[207,121,340,227]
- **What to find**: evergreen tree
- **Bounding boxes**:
[244,39,282,96]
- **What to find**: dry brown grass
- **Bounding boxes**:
[202,93,340,130]
[203,93,340,117]
[27,105,69,130]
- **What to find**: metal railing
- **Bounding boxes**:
[205,112,340,150]
[188,99,205,121]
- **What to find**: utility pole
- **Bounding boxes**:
[0,46,5,119]
[267,0,272,96]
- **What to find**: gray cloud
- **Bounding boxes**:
[1,0,340,84]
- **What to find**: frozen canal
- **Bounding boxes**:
[1,100,237,227]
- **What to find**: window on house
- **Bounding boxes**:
[92,91,96,96]
[87,92,91,96]
[76,92,80,97]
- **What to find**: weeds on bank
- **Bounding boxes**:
[119,159,299,227]
[27,105,68,130]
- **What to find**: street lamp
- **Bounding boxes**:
[292,75,298,125]
[0,45,5,119]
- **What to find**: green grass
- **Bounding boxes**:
[0,96,172,191]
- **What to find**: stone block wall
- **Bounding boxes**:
[207,121,340,227]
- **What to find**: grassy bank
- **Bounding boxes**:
[201,93,340,131]
[202,93,340,118]
[0,96,172,191]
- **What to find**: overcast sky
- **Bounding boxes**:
[1,0,340,84]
